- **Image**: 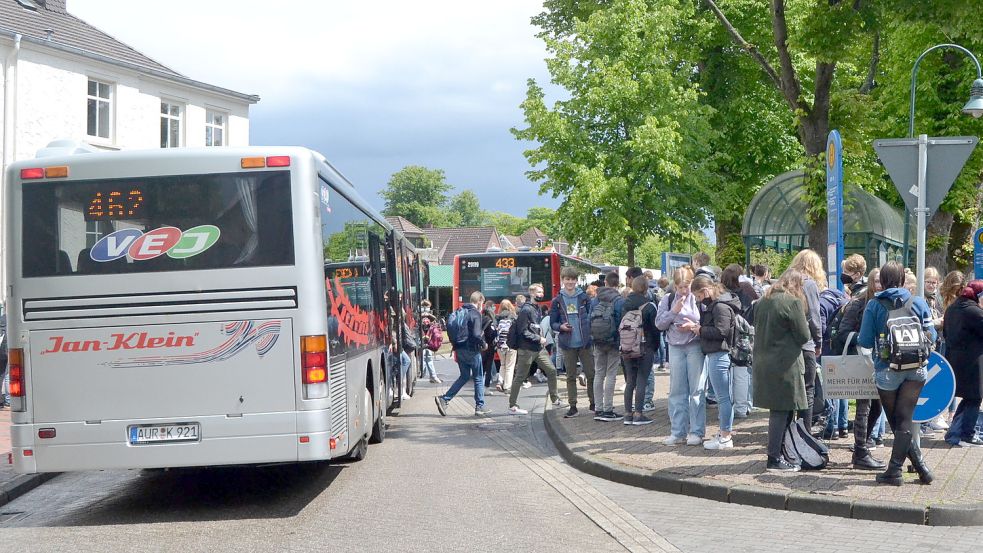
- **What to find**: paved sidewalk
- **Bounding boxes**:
[0,409,58,506]
[546,372,983,526]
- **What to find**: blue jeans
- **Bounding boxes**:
[706,351,733,433]
[644,369,655,406]
[874,367,926,391]
[400,350,412,391]
[870,410,887,439]
[422,349,437,379]
[945,398,982,444]
[732,363,752,415]
[667,341,707,439]
[442,348,485,408]
[825,399,849,432]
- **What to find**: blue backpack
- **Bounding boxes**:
[445,307,471,347]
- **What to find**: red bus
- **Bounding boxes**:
[453,251,606,311]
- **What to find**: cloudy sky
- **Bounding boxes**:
[71,0,560,216]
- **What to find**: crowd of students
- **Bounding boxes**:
[431,250,983,484]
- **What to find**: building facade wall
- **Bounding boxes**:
[0,41,251,163]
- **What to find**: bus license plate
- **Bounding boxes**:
[128,423,200,445]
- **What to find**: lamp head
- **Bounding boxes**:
[962,78,983,118]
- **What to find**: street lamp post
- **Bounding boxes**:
[903,43,983,297]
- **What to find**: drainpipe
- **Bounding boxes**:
[2,34,21,300]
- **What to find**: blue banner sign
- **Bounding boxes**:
[826,130,844,291]
[975,227,983,280]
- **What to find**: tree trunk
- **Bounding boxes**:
[947,219,974,273]
[926,210,954,274]
[799,115,829,256]
[626,235,636,267]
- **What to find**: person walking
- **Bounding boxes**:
[857,261,937,486]
[420,313,442,384]
[508,283,563,415]
[942,280,983,447]
[495,300,518,393]
[550,267,596,417]
[591,272,625,422]
[435,292,489,417]
[656,266,707,445]
[752,269,812,472]
[690,275,740,449]
[788,249,825,427]
[620,276,659,425]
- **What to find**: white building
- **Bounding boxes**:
[0,0,259,171]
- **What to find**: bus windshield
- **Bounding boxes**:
[22,170,294,277]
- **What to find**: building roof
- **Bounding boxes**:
[423,226,501,265]
[385,216,425,237]
[0,0,259,103]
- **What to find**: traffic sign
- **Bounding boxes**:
[975,227,983,279]
[873,136,978,218]
[913,352,956,423]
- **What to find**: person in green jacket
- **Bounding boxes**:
[752,269,812,472]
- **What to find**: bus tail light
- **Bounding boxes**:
[301,335,328,399]
[266,156,290,167]
[38,428,56,439]
[240,157,266,168]
[20,168,44,179]
[8,348,24,399]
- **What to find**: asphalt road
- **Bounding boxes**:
[0,358,980,552]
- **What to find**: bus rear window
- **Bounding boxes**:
[22,171,294,277]
[458,255,553,303]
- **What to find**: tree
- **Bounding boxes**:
[483,211,527,236]
[380,166,453,228]
[514,0,719,265]
[447,190,484,227]
[524,207,559,238]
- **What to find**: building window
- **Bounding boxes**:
[205,110,226,146]
[86,79,112,139]
[160,102,183,148]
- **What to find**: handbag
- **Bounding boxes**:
[821,332,878,400]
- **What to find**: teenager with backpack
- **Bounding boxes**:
[818,283,850,439]
[421,313,442,384]
[495,300,518,393]
[689,276,740,449]
[857,261,937,486]
[550,267,596,417]
[721,264,758,419]
[788,249,825,427]
[753,269,812,472]
[591,272,624,421]
[508,283,563,415]
[435,291,489,417]
[620,276,659,425]
[656,265,707,445]
[941,280,983,448]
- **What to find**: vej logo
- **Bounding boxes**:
[90,225,221,262]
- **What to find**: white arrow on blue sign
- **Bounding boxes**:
[913,352,956,423]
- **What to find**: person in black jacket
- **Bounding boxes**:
[508,283,563,415]
[621,276,660,425]
[943,280,983,447]
[435,291,488,417]
[690,276,739,449]
[481,301,499,392]
[721,264,758,419]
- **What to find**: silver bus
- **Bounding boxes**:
[5,146,416,472]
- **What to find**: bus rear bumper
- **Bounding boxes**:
[12,409,338,473]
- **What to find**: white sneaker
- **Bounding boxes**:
[552,398,568,409]
[535,373,547,383]
[703,434,734,450]
[663,435,685,446]
[929,416,949,431]
[509,405,529,415]
[577,374,587,387]
[686,434,703,446]
[642,401,656,412]
[401,392,411,400]
[522,381,532,389]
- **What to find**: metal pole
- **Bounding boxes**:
[902,210,910,267]
[916,134,928,298]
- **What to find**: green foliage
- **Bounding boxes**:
[524,207,559,238]
[749,248,797,277]
[514,0,719,264]
[380,166,453,228]
[716,233,746,269]
[447,190,484,227]
[483,211,527,236]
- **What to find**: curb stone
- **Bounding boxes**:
[543,410,983,526]
[0,472,59,509]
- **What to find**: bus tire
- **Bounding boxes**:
[346,435,368,462]
[370,389,386,444]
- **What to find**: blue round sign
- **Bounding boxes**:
[913,352,956,423]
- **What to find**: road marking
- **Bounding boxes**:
[449,399,681,553]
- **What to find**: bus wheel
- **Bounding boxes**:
[346,435,368,462]
[370,391,386,444]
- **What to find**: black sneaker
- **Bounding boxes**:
[872,437,884,447]
[605,411,624,422]
[623,413,634,425]
[474,406,490,416]
[564,406,579,418]
[434,396,448,416]
[766,456,801,472]
[588,403,596,412]
[632,413,654,426]
[838,429,849,439]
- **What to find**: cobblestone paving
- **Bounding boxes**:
[556,372,983,507]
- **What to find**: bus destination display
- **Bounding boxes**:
[86,188,145,221]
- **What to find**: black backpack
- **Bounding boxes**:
[782,418,829,470]
[877,297,932,371]
[589,298,618,345]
